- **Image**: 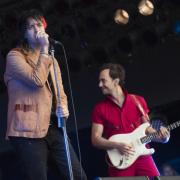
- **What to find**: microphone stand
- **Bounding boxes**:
[49,44,74,180]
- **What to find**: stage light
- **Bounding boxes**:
[114,9,129,25]
[138,0,154,16]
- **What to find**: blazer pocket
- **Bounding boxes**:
[14,110,38,132]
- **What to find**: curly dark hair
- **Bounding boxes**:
[99,63,126,87]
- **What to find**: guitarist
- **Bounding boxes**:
[91,63,170,178]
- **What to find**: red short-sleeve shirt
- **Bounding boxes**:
[92,92,149,139]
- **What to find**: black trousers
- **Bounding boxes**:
[10,124,87,180]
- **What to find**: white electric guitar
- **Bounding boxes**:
[107,121,180,169]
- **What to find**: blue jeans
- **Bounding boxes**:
[10,124,87,180]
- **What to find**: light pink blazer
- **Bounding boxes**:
[4,48,69,138]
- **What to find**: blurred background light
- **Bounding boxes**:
[138,0,154,16]
[114,9,129,25]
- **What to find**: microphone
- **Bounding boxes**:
[49,37,62,45]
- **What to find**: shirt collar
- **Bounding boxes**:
[106,89,128,107]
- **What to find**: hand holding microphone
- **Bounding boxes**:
[36,31,49,54]
[36,31,49,47]
[36,31,62,53]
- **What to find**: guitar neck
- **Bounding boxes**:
[141,120,180,144]
[167,120,180,131]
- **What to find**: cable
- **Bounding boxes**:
[59,42,84,180]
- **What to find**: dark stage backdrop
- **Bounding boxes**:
[0,32,180,179]
[64,37,180,130]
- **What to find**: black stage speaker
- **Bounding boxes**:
[97,176,180,180]
[158,176,180,180]
[97,177,149,180]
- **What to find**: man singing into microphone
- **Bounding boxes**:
[4,9,87,180]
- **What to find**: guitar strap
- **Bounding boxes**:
[131,94,150,122]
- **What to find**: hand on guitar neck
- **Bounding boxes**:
[145,125,170,143]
